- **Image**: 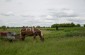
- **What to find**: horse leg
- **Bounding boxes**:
[21,34,25,41]
[8,39,13,42]
[33,34,36,40]
[39,33,44,42]
[21,36,25,41]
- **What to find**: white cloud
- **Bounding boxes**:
[0,11,14,16]
[67,17,85,24]
[46,15,53,18]
[48,8,78,17]
[0,0,85,27]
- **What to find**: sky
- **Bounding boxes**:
[0,0,85,27]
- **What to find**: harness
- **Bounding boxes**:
[26,27,35,33]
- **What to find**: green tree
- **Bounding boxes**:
[51,24,57,28]
[84,24,85,27]
[51,23,76,28]
[56,25,58,30]
[71,22,75,27]
[36,26,41,28]
[1,26,7,30]
[76,24,81,27]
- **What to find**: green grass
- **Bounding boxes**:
[0,27,85,55]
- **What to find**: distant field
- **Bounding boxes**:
[0,27,85,55]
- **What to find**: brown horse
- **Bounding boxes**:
[20,26,44,41]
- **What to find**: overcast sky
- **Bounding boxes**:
[0,0,85,27]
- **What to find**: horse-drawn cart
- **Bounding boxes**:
[0,32,18,42]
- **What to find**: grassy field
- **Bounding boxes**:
[0,27,85,55]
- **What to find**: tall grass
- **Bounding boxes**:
[0,27,85,55]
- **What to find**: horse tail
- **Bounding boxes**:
[40,31,44,42]
[41,31,43,37]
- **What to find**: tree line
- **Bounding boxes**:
[0,23,85,30]
[51,23,85,28]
